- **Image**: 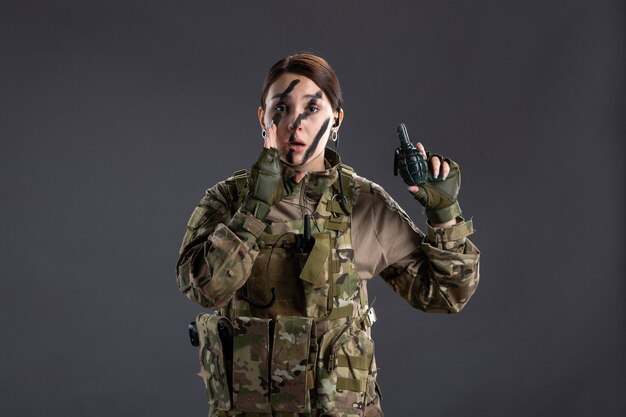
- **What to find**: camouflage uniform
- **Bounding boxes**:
[177,148,480,417]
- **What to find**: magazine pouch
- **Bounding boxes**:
[232,316,272,413]
[195,313,233,411]
[270,315,314,413]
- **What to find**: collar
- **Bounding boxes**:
[282,147,342,200]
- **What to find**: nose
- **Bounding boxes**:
[287,113,304,131]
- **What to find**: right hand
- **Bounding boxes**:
[243,121,284,219]
[263,119,278,150]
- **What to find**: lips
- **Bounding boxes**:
[287,138,307,152]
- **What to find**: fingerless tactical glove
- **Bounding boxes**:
[242,147,284,220]
[412,153,462,224]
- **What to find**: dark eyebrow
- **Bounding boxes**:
[304,91,323,100]
[270,79,300,100]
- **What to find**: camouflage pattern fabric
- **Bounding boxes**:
[229,163,362,326]
[270,316,313,413]
[379,219,479,313]
[333,328,374,414]
[232,317,272,412]
[196,314,233,410]
[176,148,480,417]
[314,320,375,417]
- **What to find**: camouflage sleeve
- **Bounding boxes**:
[353,179,479,313]
[378,218,480,313]
[176,181,267,308]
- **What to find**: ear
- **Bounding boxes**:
[333,108,344,129]
[258,106,266,130]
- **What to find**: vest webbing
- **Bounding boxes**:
[223,163,365,324]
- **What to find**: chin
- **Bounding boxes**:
[280,154,302,167]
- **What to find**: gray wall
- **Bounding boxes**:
[1,1,623,416]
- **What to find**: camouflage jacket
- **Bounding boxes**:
[177,148,479,313]
[176,148,480,417]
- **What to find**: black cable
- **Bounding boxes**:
[237,231,295,309]
[335,165,351,216]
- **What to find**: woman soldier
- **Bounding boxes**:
[176,53,480,417]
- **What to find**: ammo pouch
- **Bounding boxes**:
[316,325,375,416]
[195,313,234,410]
[195,313,375,416]
[195,314,316,414]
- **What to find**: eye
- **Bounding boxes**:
[307,105,319,113]
[274,104,287,113]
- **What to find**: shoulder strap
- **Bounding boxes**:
[333,163,357,213]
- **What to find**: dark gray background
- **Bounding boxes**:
[1,1,623,416]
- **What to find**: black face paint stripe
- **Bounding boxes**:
[288,115,304,142]
[274,97,314,130]
[288,110,308,140]
[301,117,331,164]
[270,81,313,129]
[307,96,320,109]
[287,92,323,141]
[272,113,283,126]
[276,79,300,101]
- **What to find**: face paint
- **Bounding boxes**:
[266,76,330,170]
[268,81,313,130]
[277,79,300,101]
[272,112,283,127]
[301,117,331,164]
[288,91,322,141]
[288,113,305,140]
[285,115,329,166]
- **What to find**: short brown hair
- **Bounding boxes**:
[260,53,343,112]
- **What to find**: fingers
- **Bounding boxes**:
[441,160,450,180]
[417,142,450,180]
[415,142,427,159]
[429,157,450,180]
[408,185,419,194]
[431,155,441,179]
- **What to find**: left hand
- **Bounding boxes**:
[407,142,450,194]
[407,142,462,226]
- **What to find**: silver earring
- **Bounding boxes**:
[331,130,338,142]
[261,129,267,139]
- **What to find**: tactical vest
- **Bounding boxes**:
[195,164,379,417]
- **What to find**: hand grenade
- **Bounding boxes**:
[393,123,429,186]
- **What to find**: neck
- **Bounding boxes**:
[294,171,307,183]
[291,150,326,183]
[282,147,342,184]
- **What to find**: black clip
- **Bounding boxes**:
[188,321,199,347]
